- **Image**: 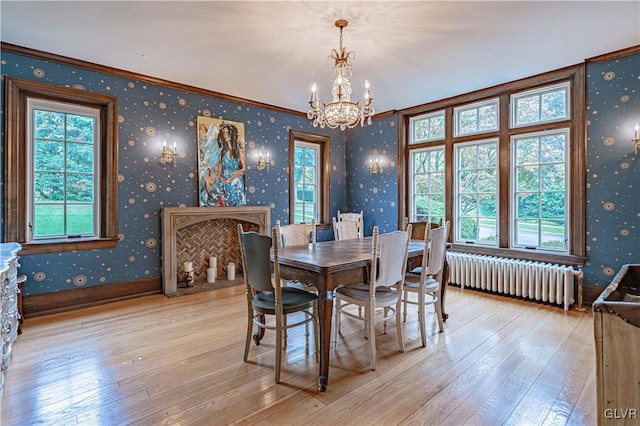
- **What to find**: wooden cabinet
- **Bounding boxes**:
[593,264,640,425]
[1,242,21,399]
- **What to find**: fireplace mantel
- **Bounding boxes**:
[161,206,271,294]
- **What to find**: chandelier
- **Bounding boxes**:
[307,19,374,130]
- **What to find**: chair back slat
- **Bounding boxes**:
[238,224,275,293]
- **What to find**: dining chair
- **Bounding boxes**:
[332,217,360,240]
[401,221,449,346]
[274,219,316,247]
[333,224,411,370]
[337,209,363,237]
[237,224,318,383]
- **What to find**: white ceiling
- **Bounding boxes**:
[2,1,639,114]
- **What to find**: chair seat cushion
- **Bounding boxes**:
[404,275,440,292]
[253,287,317,314]
[335,283,398,304]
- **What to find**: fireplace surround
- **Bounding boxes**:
[161,206,271,295]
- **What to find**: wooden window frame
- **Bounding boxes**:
[4,77,119,254]
[288,130,330,230]
[398,64,586,266]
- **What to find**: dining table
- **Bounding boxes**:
[271,236,448,392]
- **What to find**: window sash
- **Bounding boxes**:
[510,82,570,128]
[454,98,499,137]
[293,141,319,224]
[409,110,445,143]
[26,98,101,241]
[409,146,446,223]
[454,139,499,246]
[511,129,569,251]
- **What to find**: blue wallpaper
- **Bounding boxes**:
[585,52,640,287]
[0,51,345,296]
[346,115,400,236]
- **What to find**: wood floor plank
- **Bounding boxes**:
[1,285,597,425]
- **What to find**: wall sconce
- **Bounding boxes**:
[160,139,177,166]
[633,121,640,155]
[257,150,270,172]
[369,157,381,175]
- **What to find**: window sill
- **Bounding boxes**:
[449,243,586,266]
[18,237,119,255]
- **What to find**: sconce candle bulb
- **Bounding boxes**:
[257,149,270,172]
[160,139,177,166]
[633,121,640,155]
[369,157,381,175]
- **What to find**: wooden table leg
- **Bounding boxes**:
[317,275,332,392]
[441,260,450,321]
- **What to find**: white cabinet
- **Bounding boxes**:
[1,242,21,399]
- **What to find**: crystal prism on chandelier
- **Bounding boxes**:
[307,19,374,130]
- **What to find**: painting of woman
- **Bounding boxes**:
[197,116,246,206]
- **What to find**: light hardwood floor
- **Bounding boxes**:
[1,285,596,425]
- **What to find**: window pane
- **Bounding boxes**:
[480,218,497,243]
[514,219,539,246]
[34,109,65,140]
[35,140,64,171]
[429,116,445,140]
[540,192,565,218]
[540,134,565,163]
[458,109,477,135]
[414,152,428,173]
[460,217,478,240]
[477,144,497,167]
[540,164,564,191]
[478,104,498,131]
[67,204,94,234]
[459,146,477,170]
[541,91,566,122]
[541,220,566,249]
[303,167,316,184]
[516,96,539,125]
[34,204,64,237]
[67,174,94,202]
[34,172,64,202]
[517,166,539,192]
[459,194,477,216]
[414,174,429,193]
[66,114,95,142]
[516,138,539,164]
[516,193,539,218]
[430,172,445,193]
[67,142,94,172]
